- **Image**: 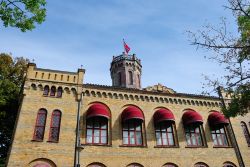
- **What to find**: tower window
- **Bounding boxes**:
[43,85,49,96]
[129,71,133,85]
[48,110,61,142]
[50,86,56,96]
[57,87,63,98]
[33,109,47,141]
[118,72,122,86]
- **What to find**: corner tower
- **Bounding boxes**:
[110,52,142,89]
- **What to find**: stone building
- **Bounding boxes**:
[6,53,250,167]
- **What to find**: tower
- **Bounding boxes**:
[110,52,142,89]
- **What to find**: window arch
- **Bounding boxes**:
[86,103,110,145]
[57,87,63,98]
[162,163,178,167]
[208,111,230,147]
[50,86,56,96]
[127,163,143,167]
[223,161,237,167]
[122,106,144,146]
[87,162,106,167]
[194,162,209,167]
[129,71,133,85]
[182,109,205,147]
[154,108,177,146]
[33,109,47,141]
[48,110,61,142]
[241,121,250,146]
[43,85,49,96]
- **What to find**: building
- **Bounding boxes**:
[6,53,250,167]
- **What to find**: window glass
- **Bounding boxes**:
[86,117,108,144]
[122,119,143,146]
[210,125,228,146]
[184,124,204,146]
[33,109,47,141]
[155,122,175,146]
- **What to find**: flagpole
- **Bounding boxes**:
[123,38,126,55]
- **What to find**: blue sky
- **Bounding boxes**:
[0,0,238,94]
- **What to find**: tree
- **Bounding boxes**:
[188,0,250,117]
[0,0,46,32]
[0,53,28,165]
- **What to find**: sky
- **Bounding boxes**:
[0,0,238,95]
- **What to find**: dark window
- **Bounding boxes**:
[185,124,204,146]
[223,162,236,167]
[33,109,47,141]
[57,87,63,98]
[211,125,229,146]
[241,121,250,146]
[50,86,56,96]
[138,74,140,87]
[194,162,209,167]
[86,117,108,144]
[43,85,49,96]
[127,163,143,167]
[87,163,106,167]
[48,110,61,142]
[122,119,143,146]
[129,71,133,85]
[118,72,122,86]
[163,163,178,167]
[155,122,175,146]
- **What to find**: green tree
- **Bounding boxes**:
[0,0,46,32]
[0,53,28,165]
[188,0,250,117]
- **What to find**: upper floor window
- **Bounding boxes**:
[57,87,63,98]
[86,117,108,144]
[223,162,237,167]
[182,110,205,147]
[87,163,106,167]
[48,110,61,142]
[50,86,56,96]
[194,162,209,167]
[33,109,47,141]
[154,108,177,147]
[86,103,110,145]
[43,85,49,96]
[122,106,144,146]
[162,163,178,167]
[208,111,230,147]
[241,121,250,146]
[129,71,133,85]
[127,163,143,167]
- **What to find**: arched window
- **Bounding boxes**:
[127,163,143,167]
[241,121,250,146]
[129,71,133,85]
[43,85,49,96]
[87,162,106,167]
[50,86,56,96]
[33,109,47,141]
[154,108,176,146]
[138,74,140,87]
[208,111,230,147]
[122,106,144,146]
[182,110,205,147]
[223,161,237,167]
[86,103,110,145]
[194,162,209,167]
[163,163,178,167]
[57,87,63,98]
[48,110,61,142]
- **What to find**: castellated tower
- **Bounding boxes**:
[110,52,142,89]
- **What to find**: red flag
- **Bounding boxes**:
[123,39,130,54]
